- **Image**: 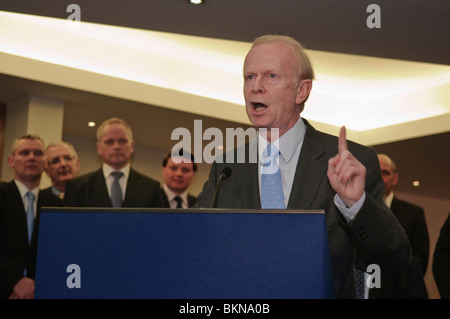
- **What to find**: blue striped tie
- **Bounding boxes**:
[261,144,285,209]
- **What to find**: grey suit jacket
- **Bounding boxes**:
[64,168,162,208]
[196,119,411,298]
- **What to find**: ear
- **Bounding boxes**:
[75,159,81,171]
[393,173,399,187]
[7,155,14,169]
[296,79,312,105]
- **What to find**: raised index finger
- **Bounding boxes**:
[338,126,348,154]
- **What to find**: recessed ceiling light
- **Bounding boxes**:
[412,180,420,187]
[87,121,96,127]
[188,0,204,4]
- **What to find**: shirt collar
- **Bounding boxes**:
[258,117,306,163]
[102,163,130,178]
[384,191,394,208]
[14,179,39,198]
[163,184,188,202]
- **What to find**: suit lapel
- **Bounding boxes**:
[9,181,28,243]
[92,169,112,206]
[233,141,260,208]
[241,161,260,208]
[287,123,328,209]
[123,169,139,206]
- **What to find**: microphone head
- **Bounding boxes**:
[221,167,232,180]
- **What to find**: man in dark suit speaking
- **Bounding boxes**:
[64,117,161,208]
[195,35,411,298]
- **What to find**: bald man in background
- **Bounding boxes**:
[378,153,429,275]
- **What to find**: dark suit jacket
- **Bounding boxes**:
[369,256,428,299]
[160,188,197,208]
[433,213,450,299]
[0,180,63,298]
[391,196,430,274]
[64,168,162,208]
[196,119,411,299]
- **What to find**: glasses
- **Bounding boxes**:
[48,155,75,165]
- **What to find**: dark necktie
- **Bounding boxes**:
[174,196,183,208]
[111,171,124,207]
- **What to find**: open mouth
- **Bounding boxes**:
[252,102,268,111]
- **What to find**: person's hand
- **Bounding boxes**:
[8,277,35,299]
[327,126,366,208]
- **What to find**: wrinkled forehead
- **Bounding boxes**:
[244,41,298,73]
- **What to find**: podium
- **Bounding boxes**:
[35,208,335,299]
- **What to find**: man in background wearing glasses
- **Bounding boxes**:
[42,142,80,199]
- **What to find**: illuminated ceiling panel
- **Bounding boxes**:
[0,10,449,145]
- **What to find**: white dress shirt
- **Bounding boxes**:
[257,117,365,222]
[102,163,130,201]
[163,184,189,208]
[14,179,39,218]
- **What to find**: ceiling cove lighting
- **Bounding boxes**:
[0,10,449,144]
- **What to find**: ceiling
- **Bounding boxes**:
[0,0,449,200]
[1,0,449,65]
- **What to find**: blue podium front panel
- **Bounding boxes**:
[35,208,334,299]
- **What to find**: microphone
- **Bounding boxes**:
[210,167,232,208]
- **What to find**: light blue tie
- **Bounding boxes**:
[261,144,285,209]
[26,191,35,243]
[111,171,123,207]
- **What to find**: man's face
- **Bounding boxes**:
[243,41,311,139]
[162,157,195,194]
[97,123,135,170]
[45,144,80,186]
[8,138,45,184]
[378,156,398,196]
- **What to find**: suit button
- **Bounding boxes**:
[359,228,368,241]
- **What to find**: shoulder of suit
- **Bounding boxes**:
[393,197,424,212]
[130,168,160,185]
[0,181,8,191]
[39,186,53,196]
[39,188,64,206]
[68,169,102,185]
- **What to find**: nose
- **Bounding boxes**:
[252,76,265,93]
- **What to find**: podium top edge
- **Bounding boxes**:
[40,207,325,215]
